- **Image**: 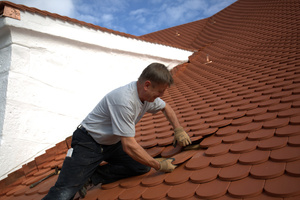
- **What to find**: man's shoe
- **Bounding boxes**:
[78,186,87,198]
[78,179,92,198]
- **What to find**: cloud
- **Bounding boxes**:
[72,0,128,31]
[129,8,149,24]
[130,8,149,16]
[99,14,115,28]
[126,0,208,34]
[76,14,100,25]
[203,0,235,16]
[133,0,236,35]
[156,0,209,26]
[164,0,205,19]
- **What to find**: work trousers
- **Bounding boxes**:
[42,128,151,200]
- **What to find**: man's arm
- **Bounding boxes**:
[162,103,192,147]
[121,136,160,170]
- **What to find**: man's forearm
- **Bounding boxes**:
[162,103,181,129]
[121,137,160,170]
[162,102,192,147]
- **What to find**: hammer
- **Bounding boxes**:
[30,166,59,188]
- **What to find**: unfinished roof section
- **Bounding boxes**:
[0,0,300,199]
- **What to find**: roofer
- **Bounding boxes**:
[42,63,191,200]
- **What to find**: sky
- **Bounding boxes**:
[3,0,237,36]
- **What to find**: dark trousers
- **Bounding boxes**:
[42,128,150,200]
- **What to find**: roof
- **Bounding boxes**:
[1,0,300,199]
[138,18,208,50]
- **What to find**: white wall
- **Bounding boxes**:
[0,10,192,180]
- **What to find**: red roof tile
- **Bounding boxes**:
[228,177,265,198]
[250,161,285,179]
[264,175,300,198]
[168,181,199,199]
[1,0,300,199]
[142,183,172,200]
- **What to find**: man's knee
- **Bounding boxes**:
[145,165,151,172]
[136,165,151,174]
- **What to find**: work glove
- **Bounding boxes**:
[173,127,192,147]
[157,158,176,173]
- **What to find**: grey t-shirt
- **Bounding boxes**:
[81,81,166,145]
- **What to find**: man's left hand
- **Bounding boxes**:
[173,127,191,147]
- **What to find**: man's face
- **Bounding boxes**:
[144,81,168,102]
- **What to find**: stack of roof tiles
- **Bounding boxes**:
[0,0,299,199]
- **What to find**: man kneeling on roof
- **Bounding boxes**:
[42,63,191,200]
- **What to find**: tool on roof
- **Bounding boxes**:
[205,54,212,64]
[30,166,59,188]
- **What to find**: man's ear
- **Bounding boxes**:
[144,80,151,91]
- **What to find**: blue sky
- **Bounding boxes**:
[4,0,237,36]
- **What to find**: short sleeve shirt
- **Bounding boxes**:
[81,81,166,145]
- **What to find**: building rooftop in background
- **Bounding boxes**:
[0,0,299,199]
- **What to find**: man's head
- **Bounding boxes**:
[137,63,173,102]
[138,63,174,87]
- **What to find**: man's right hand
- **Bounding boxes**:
[158,158,176,172]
